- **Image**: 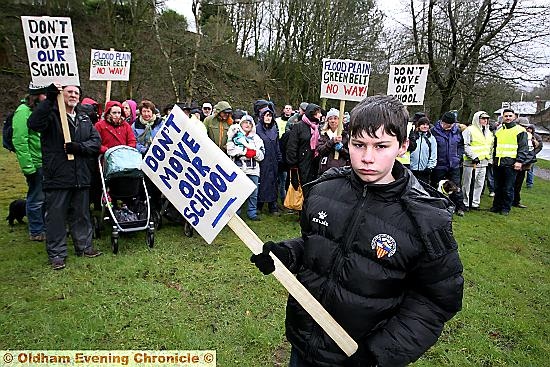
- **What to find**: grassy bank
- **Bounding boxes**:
[1,150,548,366]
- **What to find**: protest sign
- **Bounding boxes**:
[320,58,371,102]
[90,49,132,81]
[141,105,256,244]
[21,16,79,87]
[142,106,358,356]
[387,64,429,105]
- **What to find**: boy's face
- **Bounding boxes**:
[349,126,407,184]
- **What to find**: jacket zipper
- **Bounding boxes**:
[305,185,369,360]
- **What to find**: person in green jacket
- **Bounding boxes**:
[12,83,48,241]
[203,101,233,152]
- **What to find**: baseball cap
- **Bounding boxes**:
[202,102,212,109]
[480,112,490,118]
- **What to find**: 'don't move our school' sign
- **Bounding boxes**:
[386,64,429,106]
[21,16,79,86]
[320,58,371,102]
[141,106,256,244]
[90,49,132,81]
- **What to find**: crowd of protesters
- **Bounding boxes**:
[7,82,544,270]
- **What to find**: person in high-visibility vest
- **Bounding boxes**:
[490,108,529,215]
[461,111,494,210]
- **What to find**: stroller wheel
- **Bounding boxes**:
[183,221,193,237]
[146,229,154,248]
[111,236,119,254]
[111,226,119,254]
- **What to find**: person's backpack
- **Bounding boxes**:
[2,112,15,152]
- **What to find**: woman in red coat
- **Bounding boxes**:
[94,100,136,154]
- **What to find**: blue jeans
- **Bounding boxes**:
[25,168,45,236]
[237,175,259,219]
[278,170,287,204]
[526,164,535,187]
[493,165,517,213]
[486,163,495,193]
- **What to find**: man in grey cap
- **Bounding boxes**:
[285,102,308,133]
[461,111,494,210]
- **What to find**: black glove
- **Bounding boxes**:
[345,344,377,367]
[45,83,60,102]
[65,142,82,155]
[250,241,290,275]
[472,157,480,165]
[290,170,300,190]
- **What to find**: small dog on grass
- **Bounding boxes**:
[6,199,26,227]
[437,179,460,196]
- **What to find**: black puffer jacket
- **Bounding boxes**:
[285,104,322,186]
[280,163,464,367]
[28,99,101,190]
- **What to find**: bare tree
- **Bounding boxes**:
[406,0,550,117]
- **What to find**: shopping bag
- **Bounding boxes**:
[284,170,303,210]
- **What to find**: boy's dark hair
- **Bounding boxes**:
[502,108,515,115]
[349,95,409,145]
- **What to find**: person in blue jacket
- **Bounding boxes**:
[430,111,467,216]
[410,116,437,184]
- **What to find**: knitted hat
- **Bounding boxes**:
[412,111,426,123]
[326,108,339,119]
[441,111,457,124]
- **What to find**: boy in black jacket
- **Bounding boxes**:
[251,95,464,367]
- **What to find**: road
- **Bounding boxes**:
[538,144,550,160]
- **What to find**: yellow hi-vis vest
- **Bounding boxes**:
[464,125,493,161]
[396,122,414,164]
[495,124,525,159]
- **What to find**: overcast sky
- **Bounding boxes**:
[165,0,407,32]
[165,0,549,91]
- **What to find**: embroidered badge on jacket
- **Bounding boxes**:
[371,233,397,258]
[312,211,329,227]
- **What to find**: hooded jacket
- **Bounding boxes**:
[94,100,136,154]
[203,101,233,151]
[462,111,494,168]
[28,98,101,190]
[280,164,464,367]
[226,115,265,176]
[13,101,42,175]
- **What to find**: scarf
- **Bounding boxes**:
[137,115,156,145]
[302,115,320,157]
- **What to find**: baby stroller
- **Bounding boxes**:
[96,145,155,253]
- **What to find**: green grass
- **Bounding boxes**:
[536,158,550,170]
[1,150,549,366]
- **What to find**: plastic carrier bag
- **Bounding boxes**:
[104,145,143,181]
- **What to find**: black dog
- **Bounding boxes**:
[6,199,26,226]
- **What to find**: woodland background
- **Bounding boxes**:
[1,0,550,121]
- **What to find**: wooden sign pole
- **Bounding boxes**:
[105,48,114,103]
[333,99,346,160]
[57,93,74,161]
[227,215,358,357]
